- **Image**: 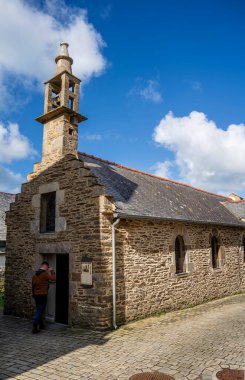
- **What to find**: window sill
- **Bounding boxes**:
[39,231,55,235]
[211,267,222,272]
[175,272,189,278]
[38,232,57,238]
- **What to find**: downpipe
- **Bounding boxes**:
[112,217,120,329]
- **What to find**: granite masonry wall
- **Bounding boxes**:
[28,115,79,180]
[115,219,245,324]
[4,154,115,330]
[4,153,245,330]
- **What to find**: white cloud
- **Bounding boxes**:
[0,122,36,163]
[151,161,173,178]
[128,79,163,104]
[0,167,23,193]
[0,73,11,113]
[81,133,102,141]
[0,0,107,110]
[153,111,245,195]
[140,80,163,104]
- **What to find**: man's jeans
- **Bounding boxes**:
[33,295,47,328]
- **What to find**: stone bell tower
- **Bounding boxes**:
[35,42,87,169]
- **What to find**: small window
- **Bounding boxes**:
[69,128,73,135]
[51,91,58,98]
[68,97,74,110]
[211,236,219,268]
[0,241,6,248]
[40,192,56,233]
[175,235,186,274]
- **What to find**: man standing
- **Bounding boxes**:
[32,261,56,333]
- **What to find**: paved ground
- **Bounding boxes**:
[0,294,245,380]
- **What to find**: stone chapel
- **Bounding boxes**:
[4,43,245,330]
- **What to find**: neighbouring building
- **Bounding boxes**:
[4,43,245,330]
[0,192,15,293]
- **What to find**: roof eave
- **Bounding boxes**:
[116,212,245,228]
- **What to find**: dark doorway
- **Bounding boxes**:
[55,254,69,324]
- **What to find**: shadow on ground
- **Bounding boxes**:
[0,308,109,380]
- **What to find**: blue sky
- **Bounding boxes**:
[1,0,245,196]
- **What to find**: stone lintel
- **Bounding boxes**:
[39,182,60,194]
[37,241,72,254]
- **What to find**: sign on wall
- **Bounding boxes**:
[81,256,93,287]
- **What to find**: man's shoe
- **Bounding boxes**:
[32,327,40,334]
[39,323,45,330]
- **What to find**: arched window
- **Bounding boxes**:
[175,235,186,274]
[211,236,219,268]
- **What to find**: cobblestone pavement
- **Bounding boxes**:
[0,294,245,380]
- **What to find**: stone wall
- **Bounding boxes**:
[115,219,245,324]
[4,153,245,330]
[4,154,114,330]
[28,115,79,181]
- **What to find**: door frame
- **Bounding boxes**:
[39,252,71,325]
[55,253,69,325]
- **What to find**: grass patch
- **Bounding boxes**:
[150,310,166,318]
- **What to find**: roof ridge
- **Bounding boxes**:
[79,151,229,200]
[224,199,245,204]
[0,191,15,196]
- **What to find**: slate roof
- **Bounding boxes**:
[79,153,245,228]
[0,192,15,241]
[223,201,245,221]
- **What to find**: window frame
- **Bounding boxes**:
[40,191,56,234]
[211,235,220,269]
[175,235,187,274]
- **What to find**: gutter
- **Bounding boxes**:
[117,212,245,229]
[112,217,120,329]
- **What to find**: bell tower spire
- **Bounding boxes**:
[55,42,73,74]
[35,42,87,169]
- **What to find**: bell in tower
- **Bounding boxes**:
[35,42,87,168]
